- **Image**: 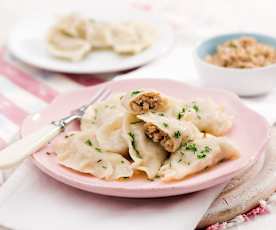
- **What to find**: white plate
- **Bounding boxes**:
[8,11,174,74]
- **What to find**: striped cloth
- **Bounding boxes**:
[0,48,119,150]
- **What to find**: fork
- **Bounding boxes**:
[0,87,111,169]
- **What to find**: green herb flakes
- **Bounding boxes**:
[197,145,211,159]
[177,112,183,120]
[197,152,206,159]
[192,104,199,112]
[162,122,169,128]
[174,130,181,139]
[128,132,142,159]
[130,120,142,125]
[177,107,186,120]
[131,90,142,96]
[184,143,197,153]
[85,139,93,146]
[95,147,102,152]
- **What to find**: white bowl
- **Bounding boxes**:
[194,33,276,96]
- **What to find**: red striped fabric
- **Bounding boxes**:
[0,94,27,125]
[0,57,58,103]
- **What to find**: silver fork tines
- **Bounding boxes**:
[51,86,111,129]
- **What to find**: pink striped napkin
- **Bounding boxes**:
[0,48,115,150]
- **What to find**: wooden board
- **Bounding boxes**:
[198,127,276,228]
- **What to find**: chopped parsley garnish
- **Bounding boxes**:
[203,146,211,152]
[128,132,142,159]
[196,146,211,159]
[184,143,197,153]
[192,104,199,112]
[177,112,183,120]
[177,158,182,163]
[85,139,93,146]
[130,120,142,125]
[102,165,107,169]
[131,90,142,96]
[93,108,98,121]
[197,152,206,159]
[174,130,181,139]
[65,133,75,138]
[159,113,165,116]
[177,107,186,120]
[121,160,125,164]
[163,122,169,128]
[182,142,211,159]
[95,147,102,153]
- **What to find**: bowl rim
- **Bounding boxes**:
[194,32,276,72]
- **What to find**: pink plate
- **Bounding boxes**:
[21,78,270,198]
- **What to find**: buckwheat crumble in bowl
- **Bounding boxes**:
[194,33,276,96]
[206,37,276,68]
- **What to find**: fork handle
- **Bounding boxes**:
[0,124,61,169]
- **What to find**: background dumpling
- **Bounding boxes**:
[159,135,239,182]
[87,21,112,49]
[110,21,156,54]
[55,14,93,39]
[47,27,91,61]
[47,14,93,61]
[53,131,133,180]
[122,114,167,179]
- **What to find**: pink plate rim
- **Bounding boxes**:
[21,78,271,198]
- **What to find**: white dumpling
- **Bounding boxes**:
[95,114,128,156]
[159,135,240,182]
[47,27,91,61]
[174,99,233,136]
[47,14,93,61]
[81,94,125,132]
[122,114,167,179]
[138,113,203,152]
[87,21,112,48]
[121,89,169,115]
[53,131,133,180]
[54,14,93,39]
[110,21,156,54]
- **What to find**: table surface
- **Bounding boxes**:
[1,0,276,229]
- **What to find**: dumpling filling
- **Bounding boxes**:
[144,123,175,153]
[130,92,164,114]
